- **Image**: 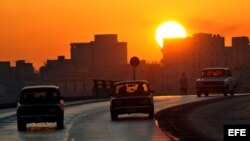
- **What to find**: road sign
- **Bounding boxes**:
[130,56,140,67]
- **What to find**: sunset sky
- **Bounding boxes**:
[1,0,250,69]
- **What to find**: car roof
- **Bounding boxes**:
[21,85,59,91]
[202,67,229,71]
[114,80,148,85]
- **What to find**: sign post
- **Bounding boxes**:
[130,56,140,80]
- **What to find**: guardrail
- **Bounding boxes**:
[0,95,110,109]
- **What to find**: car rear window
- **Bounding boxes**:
[20,89,60,104]
[114,82,149,96]
[201,69,226,77]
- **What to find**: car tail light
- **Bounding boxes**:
[60,100,64,110]
[17,102,21,108]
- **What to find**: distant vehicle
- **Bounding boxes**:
[196,68,236,97]
[110,80,154,120]
[16,85,64,131]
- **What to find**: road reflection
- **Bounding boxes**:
[17,123,67,141]
[26,123,58,132]
[0,95,216,141]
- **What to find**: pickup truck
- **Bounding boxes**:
[196,68,236,97]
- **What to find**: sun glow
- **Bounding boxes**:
[156,21,187,47]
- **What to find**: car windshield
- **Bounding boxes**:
[20,89,60,104]
[114,82,149,96]
[201,69,226,78]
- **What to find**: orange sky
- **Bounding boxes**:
[1,0,250,69]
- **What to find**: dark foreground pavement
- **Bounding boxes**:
[155,94,250,141]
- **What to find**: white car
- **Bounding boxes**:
[196,68,236,97]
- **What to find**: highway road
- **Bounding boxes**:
[0,95,215,141]
[188,94,250,141]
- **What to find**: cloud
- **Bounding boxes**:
[186,17,240,36]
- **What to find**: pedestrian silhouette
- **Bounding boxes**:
[179,73,188,95]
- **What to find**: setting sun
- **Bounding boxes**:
[156,21,187,47]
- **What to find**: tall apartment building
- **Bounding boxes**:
[0,60,35,104]
[162,33,250,94]
[231,36,250,92]
[39,34,128,97]
[70,34,127,75]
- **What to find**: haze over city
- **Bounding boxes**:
[2,1,250,141]
[1,0,250,69]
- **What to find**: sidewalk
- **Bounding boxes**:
[0,98,109,120]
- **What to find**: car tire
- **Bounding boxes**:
[224,86,229,96]
[223,92,228,96]
[111,111,118,121]
[149,109,154,119]
[205,92,209,97]
[197,92,201,97]
[57,112,64,129]
[17,119,26,131]
[230,90,235,96]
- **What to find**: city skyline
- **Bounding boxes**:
[1,32,250,70]
[1,1,250,69]
[1,32,250,106]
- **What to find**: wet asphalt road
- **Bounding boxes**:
[0,95,215,141]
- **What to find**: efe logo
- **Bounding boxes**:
[228,129,246,136]
[224,125,250,141]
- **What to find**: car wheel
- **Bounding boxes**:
[111,111,118,121]
[223,92,228,96]
[224,86,229,96]
[57,112,64,129]
[149,109,154,119]
[17,119,26,131]
[197,92,201,97]
[230,90,235,96]
[57,119,64,129]
[205,92,209,97]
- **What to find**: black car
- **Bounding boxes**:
[16,85,64,131]
[110,80,154,120]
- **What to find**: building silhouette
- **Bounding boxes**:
[39,34,164,97]
[162,33,250,94]
[0,60,35,105]
[231,36,250,92]
[39,34,128,98]
[71,34,127,73]
[2,32,250,106]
